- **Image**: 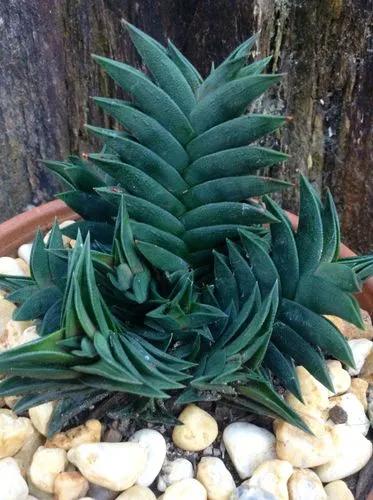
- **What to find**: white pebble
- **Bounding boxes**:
[328,393,370,435]
[46,419,101,450]
[160,478,207,500]
[275,409,334,468]
[245,459,293,500]
[229,485,276,499]
[288,468,327,499]
[0,257,27,276]
[54,470,89,500]
[13,419,44,476]
[67,442,146,491]
[172,405,218,452]
[0,457,28,500]
[157,458,194,492]
[129,428,166,487]
[197,456,235,500]
[324,480,354,499]
[347,339,372,375]
[29,446,67,493]
[18,243,33,266]
[223,422,276,479]
[286,366,329,415]
[315,424,372,482]
[0,410,32,459]
[29,401,55,437]
[115,485,156,499]
[326,360,351,395]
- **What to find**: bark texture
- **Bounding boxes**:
[0,0,372,252]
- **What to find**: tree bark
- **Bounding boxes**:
[0,0,372,252]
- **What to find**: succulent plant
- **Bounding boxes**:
[0,23,372,436]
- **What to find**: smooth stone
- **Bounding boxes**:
[160,478,207,500]
[245,459,293,500]
[229,485,276,499]
[18,243,33,266]
[349,377,368,409]
[275,409,334,468]
[326,361,351,395]
[0,410,32,459]
[54,471,89,500]
[328,405,347,424]
[347,339,372,376]
[286,366,330,415]
[360,348,373,383]
[325,312,373,340]
[223,422,276,479]
[129,428,166,487]
[0,457,29,500]
[86,483,117,500]
[324,480,354,499]
[29,446,67,493]
[14,418,44,476]
[197,456,235,500]
[315,424,373,481]
[29,401,56,437]
[0,257,27,276]
[172,404,218,452]
[157,458,194,492]
[328,393,370,435]
[288,468,327,500]
[46,419,101,450]
[115,485,156,499]
[0,323,38,351]
[0,296,16,336]
[67,442,146,491]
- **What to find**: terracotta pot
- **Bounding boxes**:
[0,201,372,313]
[0,200,79,257]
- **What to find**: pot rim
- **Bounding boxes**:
[1,200,372,313]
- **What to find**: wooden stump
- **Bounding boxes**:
[0,0,371,252]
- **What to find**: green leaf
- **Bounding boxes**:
[321,190,341,262]
[57,191,116,222]
[214,251,239,310]
[136,241,189,273]
[236,373,310,433]
[265,197,299,299]
[296,176,324,276]
[271,321,334,391]
[187,114,285,161]
[90,155,185,217]
[182,202,278,230]
[96,189,184,236]
[279,299,355,367]
[295,274,364,328]
[240,229,280,297]
[264,343,303,401]
[190,74,281,134]
[92,55,194,144]
[92,99,189,171]
[167,40,203,93]
[183,176,291,208]
[125,22,196,115]
[185,146,288,185]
